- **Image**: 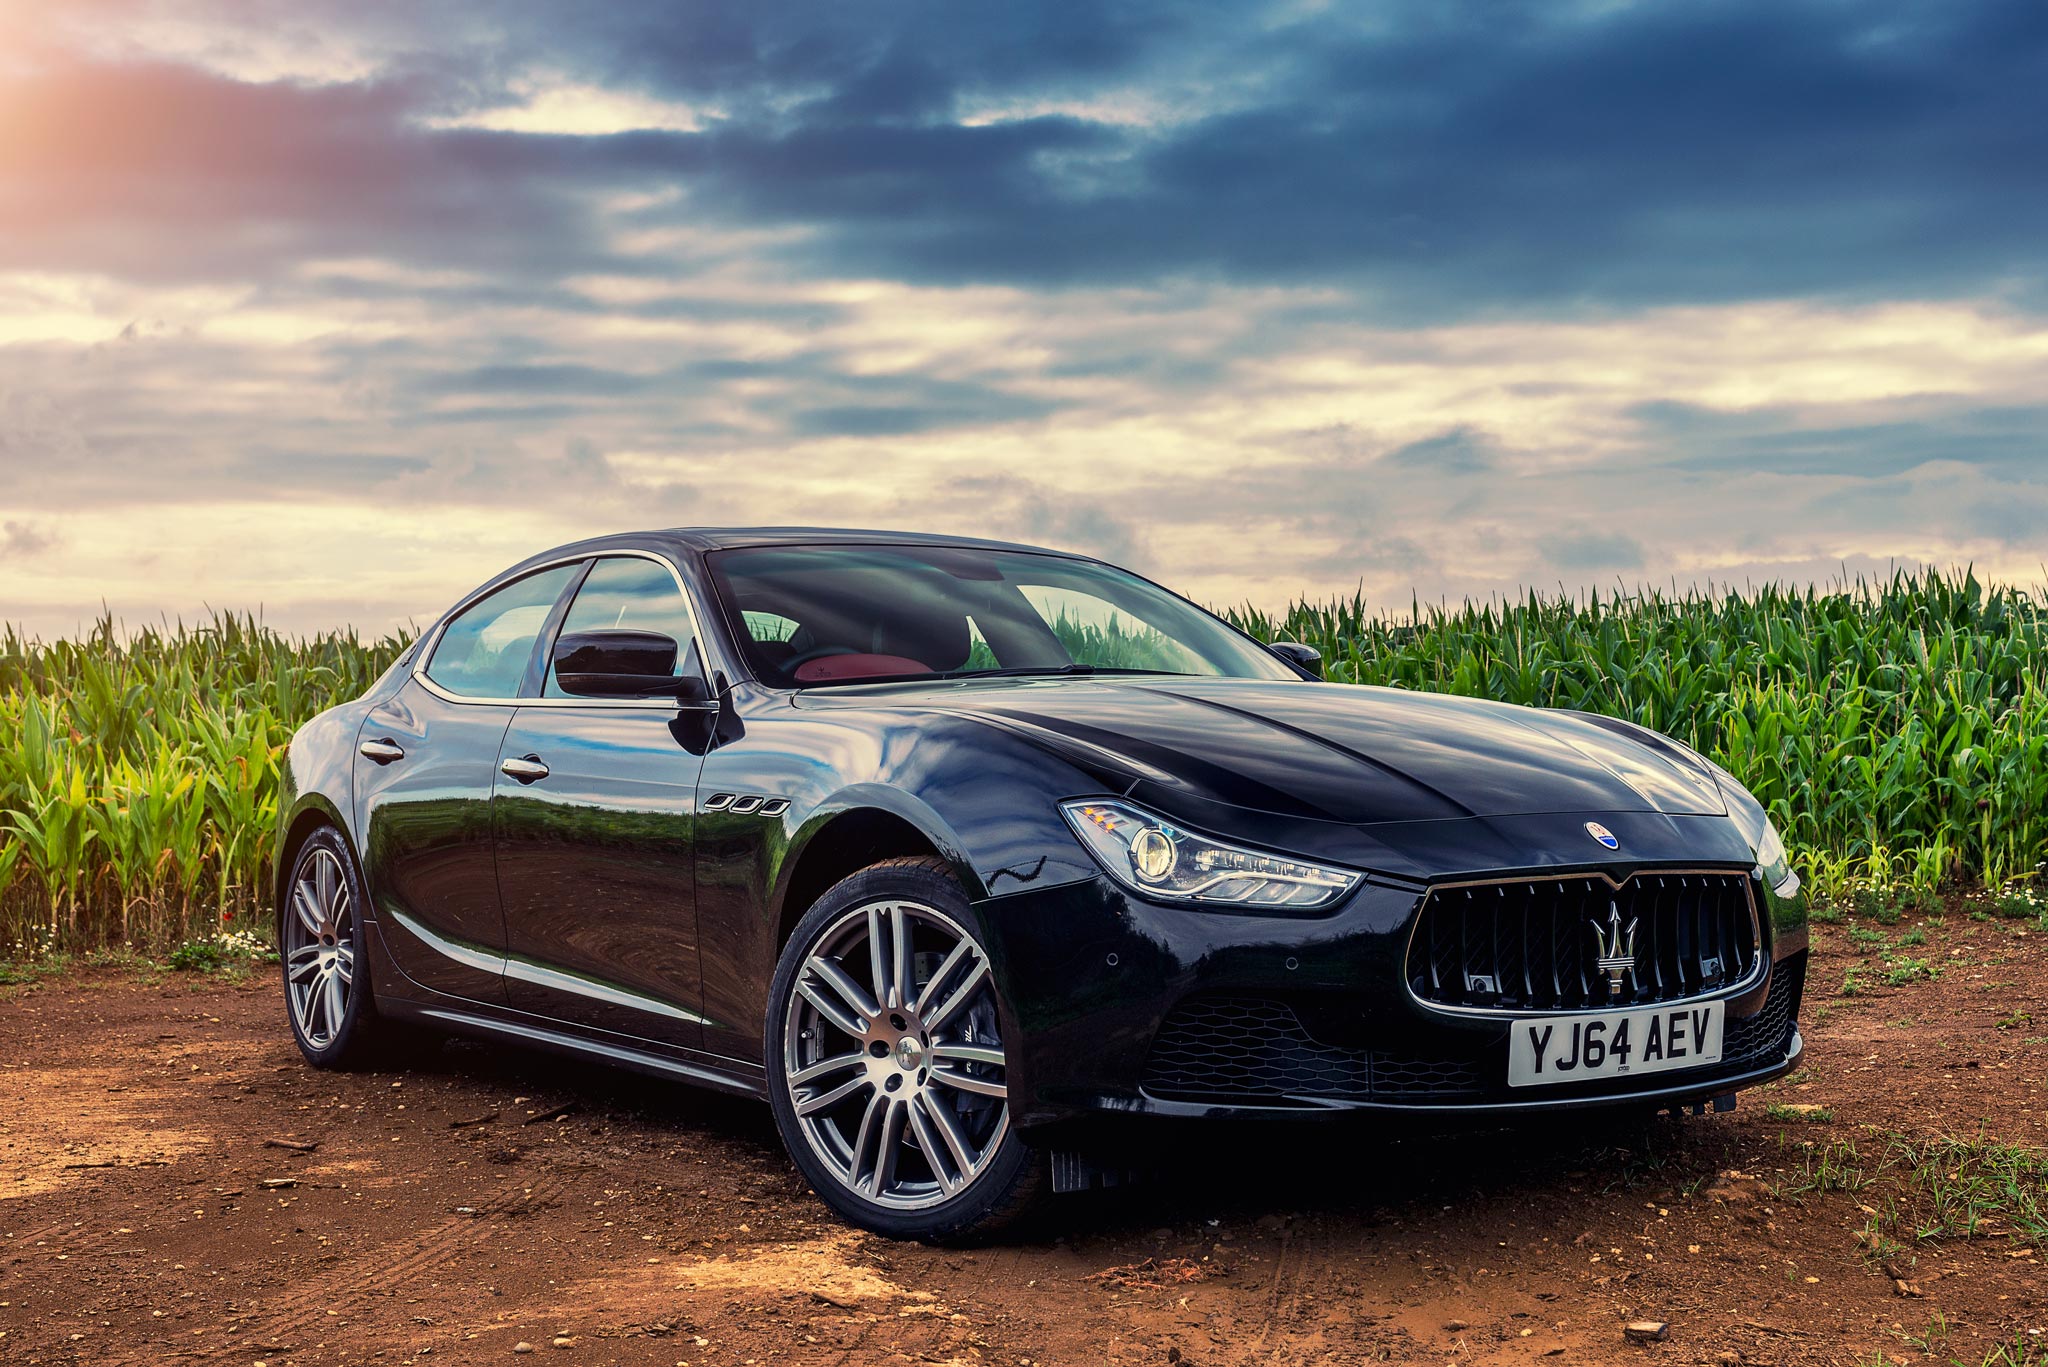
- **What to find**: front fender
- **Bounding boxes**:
[774,783,987,916]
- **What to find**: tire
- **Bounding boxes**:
[279,826,389,1070]
[765,856,1046,1242]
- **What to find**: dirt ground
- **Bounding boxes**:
[2,911,2042,1367]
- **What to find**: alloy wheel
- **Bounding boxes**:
[284,847,356,1049]
[782,899,1009,1211]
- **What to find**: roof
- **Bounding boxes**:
[484,526,1090,595]
[659,526,1082,557]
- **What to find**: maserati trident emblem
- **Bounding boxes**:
[1585,820,1619,850]
[1591,903,1639,999]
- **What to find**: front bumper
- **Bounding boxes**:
[976,872,1807,1132]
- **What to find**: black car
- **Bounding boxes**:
[275,528,1808,1240]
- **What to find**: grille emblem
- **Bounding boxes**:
[1590,903,1639,999]
[1585,820,1619,850]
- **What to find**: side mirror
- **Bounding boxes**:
[552,630,713,705]
[1267,641,1323,678]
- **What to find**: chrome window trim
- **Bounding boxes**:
[1400,866,1770,1021]
[413,548,715,710]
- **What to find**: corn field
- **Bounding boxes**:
[0,614,407,955]
[2,569,2044,956]
[1231,569,2048,897]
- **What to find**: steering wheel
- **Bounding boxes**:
[784,644,860,672]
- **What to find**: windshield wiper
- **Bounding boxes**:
[933,665,1188,680]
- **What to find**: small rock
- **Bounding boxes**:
[551,1336,574,1349]
[1442,1320,1469,1332]
[260,1178,297,1190]
[1716,1352,1741,1365]
[513,1344,534,1355]
[1624,1320,1670,1343]
[1894,1279,1923,1298]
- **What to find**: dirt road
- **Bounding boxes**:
[3,912,2043,1366]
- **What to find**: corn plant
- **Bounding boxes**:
[0,612,406,953]
[3,569,2046,955]
[1230,568,2048,898]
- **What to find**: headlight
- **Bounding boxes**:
[1059,799,1361,910]
[1753,816,1797,898]
[1709,767,1799,898]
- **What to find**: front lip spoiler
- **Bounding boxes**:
[1039,1027,1803,1122]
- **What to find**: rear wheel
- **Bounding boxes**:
[765,857,1045,1241]
[280,826,388,1069]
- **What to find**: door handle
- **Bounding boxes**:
[500,755,550,784]
[358,738,406,764]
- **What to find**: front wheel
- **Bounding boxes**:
[280,826,388,1069]
[765,857,1045,1241]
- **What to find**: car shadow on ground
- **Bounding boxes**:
[412,1031,1745,1242]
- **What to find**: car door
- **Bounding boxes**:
[493,553,714,1048]
[355,562,582,1003]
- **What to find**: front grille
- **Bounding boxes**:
[1141,997,1485,1103]
[1408,872,1762,1012]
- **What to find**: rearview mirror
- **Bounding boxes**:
[1267,640,1323,678]
[552,629,711,703]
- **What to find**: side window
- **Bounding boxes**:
[425,565,579,699]
[543,556,705,697]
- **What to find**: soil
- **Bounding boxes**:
[3,912,2043,1367]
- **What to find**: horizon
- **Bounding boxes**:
[10,558,2041,650]
[4,1,2047,638]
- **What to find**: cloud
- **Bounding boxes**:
[1537,531,1647,573]
[0,520,58,558]
[5,1,2045,318]
[3,1,2048,638]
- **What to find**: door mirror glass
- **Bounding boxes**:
[551,629,697,697]
[1267,640,1323,678]
[544,555,708,698]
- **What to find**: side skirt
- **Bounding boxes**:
[391,998,769,1101]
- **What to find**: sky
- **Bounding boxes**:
[3,0,2047,640]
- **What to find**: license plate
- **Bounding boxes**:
[1508,1001,1724,1088]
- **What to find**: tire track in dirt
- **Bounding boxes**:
[235,1170,570,1347]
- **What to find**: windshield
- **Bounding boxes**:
[705,544,1298,688]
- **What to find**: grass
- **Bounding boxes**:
[1765,1102,1835,1124]
[1780,1128,2048,1254]
[7,566,2048,952]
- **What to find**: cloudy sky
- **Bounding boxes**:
[3,0,2046,639]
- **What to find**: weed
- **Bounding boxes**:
[166,927,274,974]
[1777,1137,1868,1196]
[1765,1103,1835,1123]
[1883,957,1939,986]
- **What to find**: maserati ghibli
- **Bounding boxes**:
[274,529,1809,1240]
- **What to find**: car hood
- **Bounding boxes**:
[812,675,1727,826]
